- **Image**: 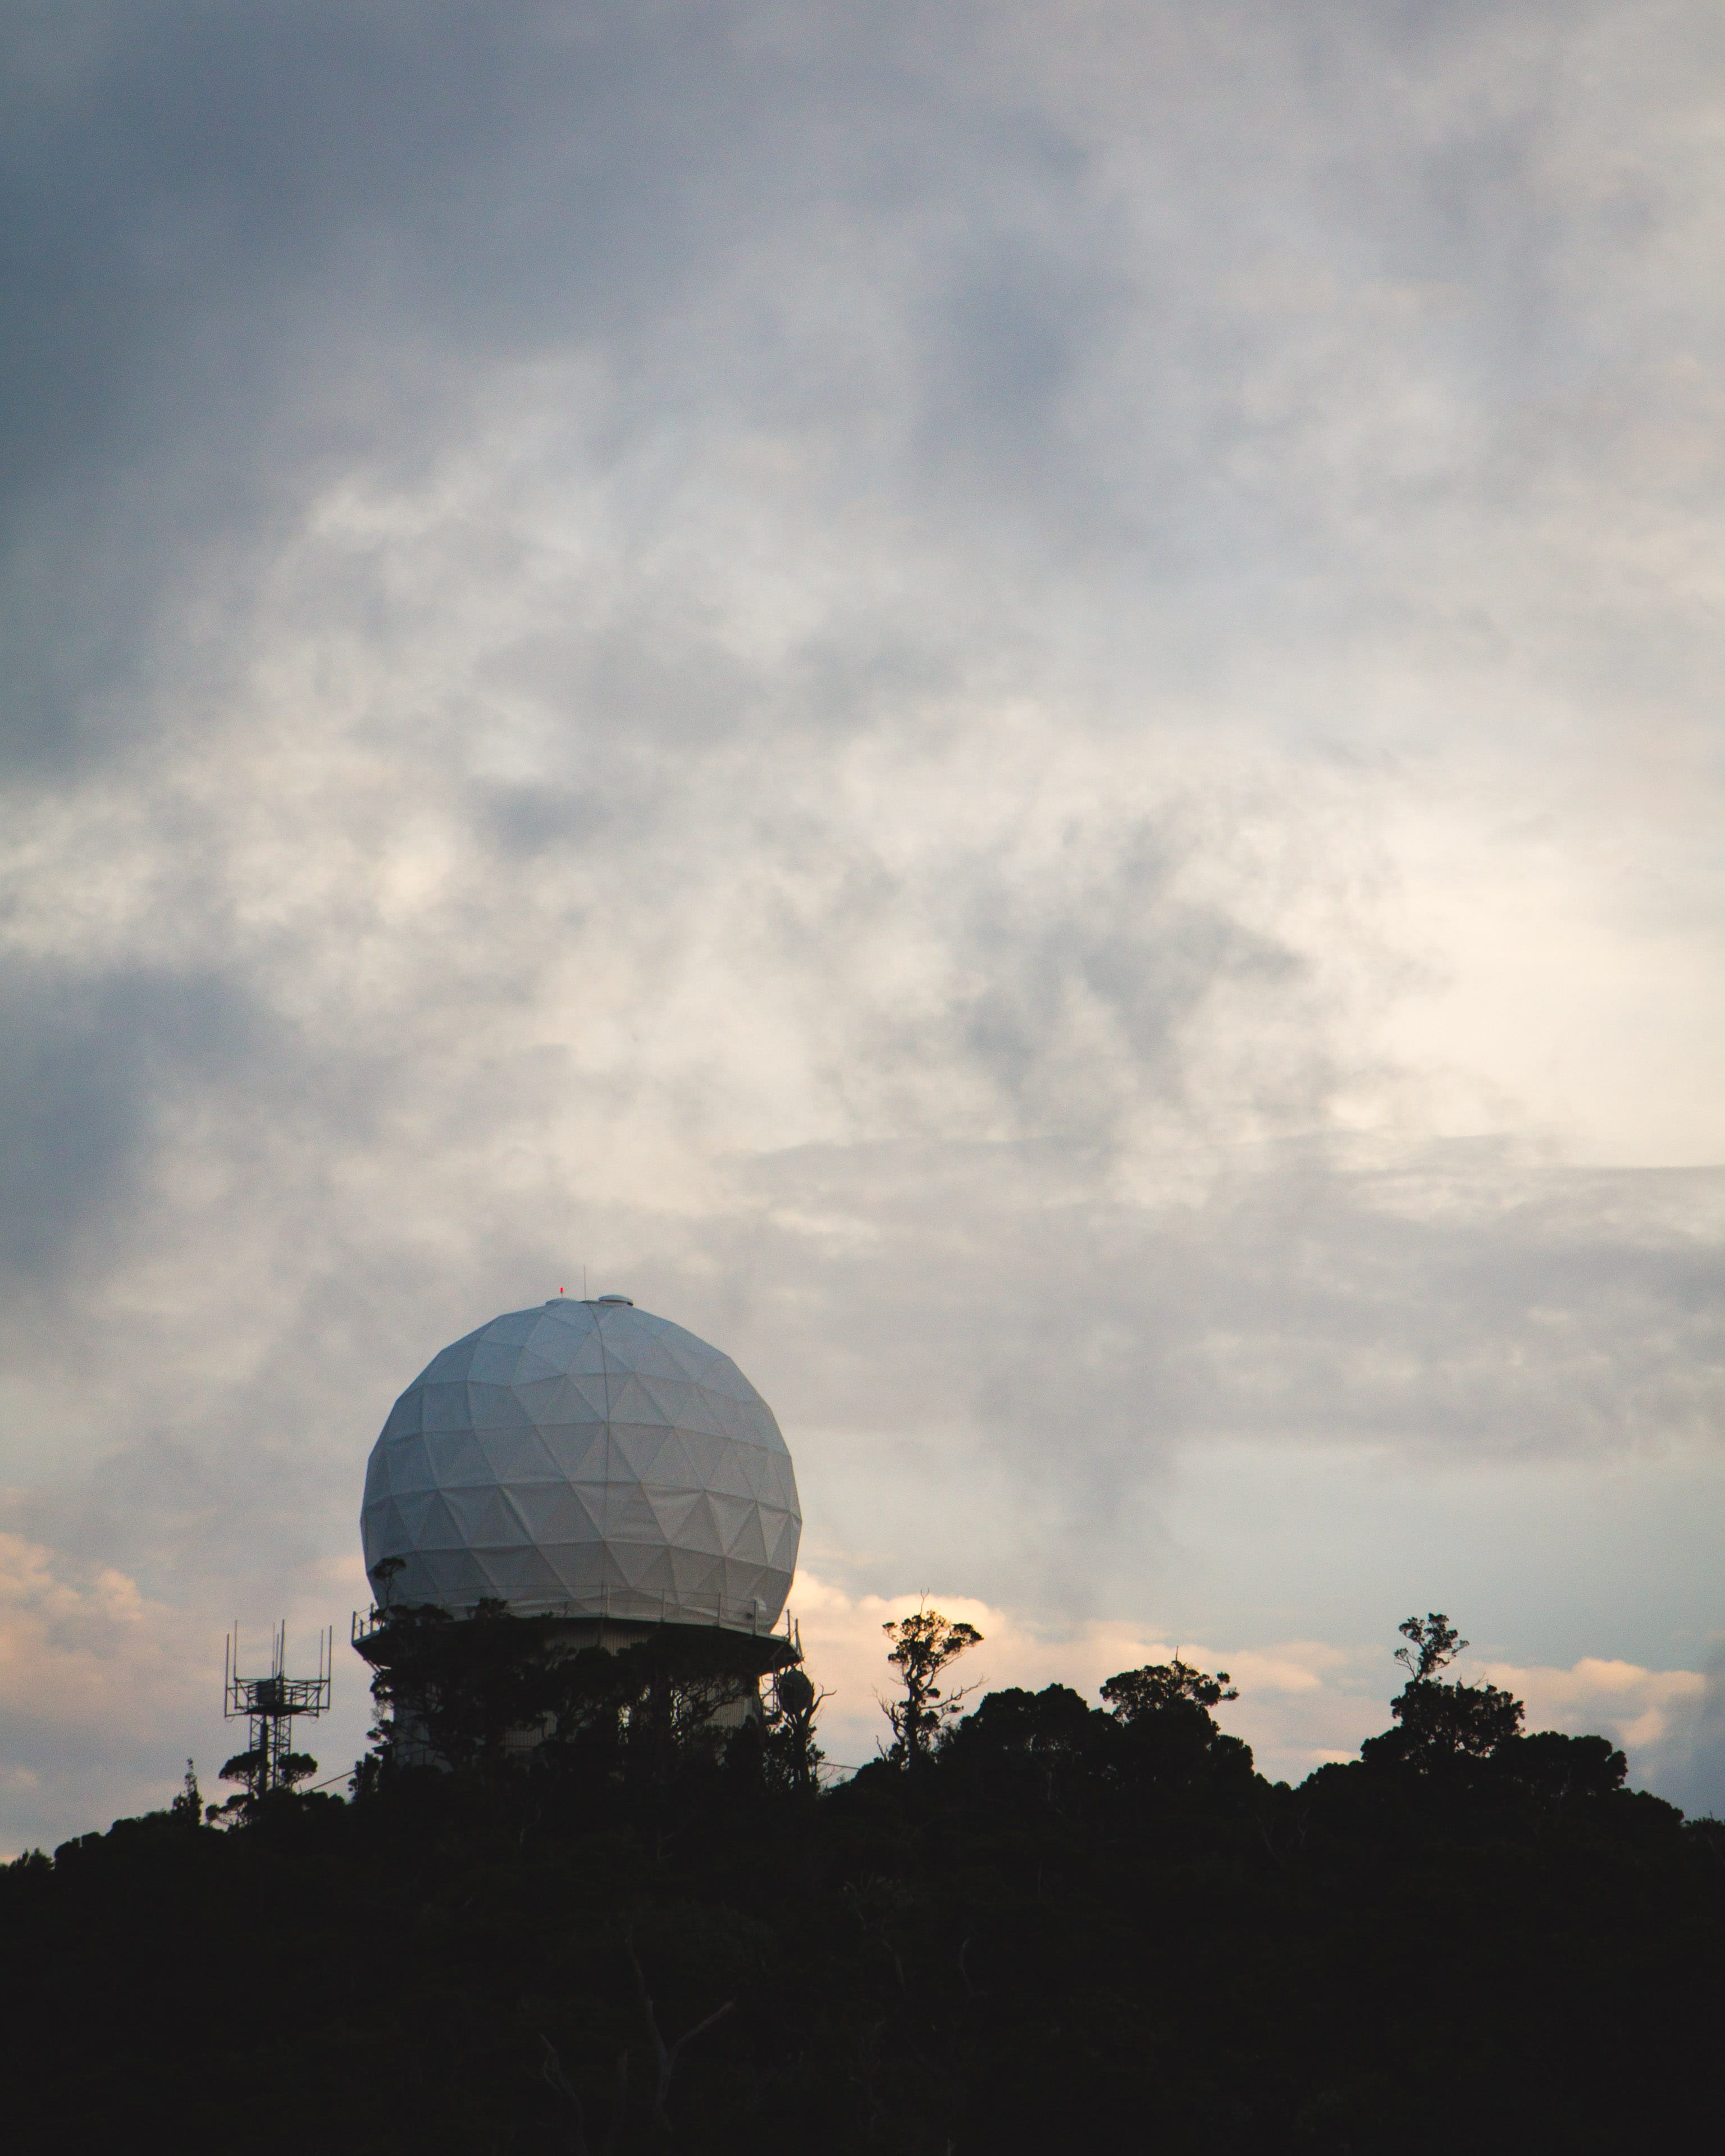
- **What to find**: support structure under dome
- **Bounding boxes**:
[352,1600,806,1775]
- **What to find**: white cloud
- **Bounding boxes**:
[1484,1655,1709,1778]
[0,1526,179,1733]
[0,1519,209,1855]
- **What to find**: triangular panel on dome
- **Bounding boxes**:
[645,1344,731,1400]
[651,1376,732,1437]
[505,1373,580,1424]
[417,1543,495,1606]
[420,1432,496,1492]
[724,1506,770,1567]
[572,1371,622,1422]
[650,1322,724,1369]
[613,1539,676,1595]
[769,1447,804,1500]
[541,1540,609,1599]
[473,1427,563,1486]
[638,1487,708,1544]
[510,1481,604,1546]
[482,1309,550,1347]
[631,1428,695,1492]
[603,1374,678,1431]
[700,1445,760,1502]
[419,1380,480,1434]
[516,1371,611,1426]
[529,1301,594,1337]
[670,1429,727,1489]
[726,1443,776,1501]
[701,1492,756,1553]
[442,1483,532,1552]
[472,1543,564,1601]
[464,1337,528,1388]
[742,1447,800,1509]
[764,1510,802,1570]
[667,1490,723,1559]
[611,1328,692,1379]
[364,1440,418,1492]
[412,1490,473,1554]
[708,1388,762,1431]
[536,1423,610,1480]
[360,1495,410,1558]
[603,1478,669,1543]
[464,1381,537,1433]
[380,1489,440,1545]
[381,1438,445,1499]
[607,1420,675,1483]
[390,1555,445,1606]
[592,1537,636,1591]
[668,1544,727,1601]
[717,1543,763,1586]
[380,1390,427,1444]
[695,1351,754,1396]
[551,1321,613,1376]
[510,1345,568,1389]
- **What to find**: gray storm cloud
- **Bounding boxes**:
[1,1,1721,1847]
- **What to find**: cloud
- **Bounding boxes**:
[0,1524,175,1729]
[1610,1643,1725,1819]
[0,0,1721,1850]
[0,1516,204,1853]
[1484,1653,1706,1760]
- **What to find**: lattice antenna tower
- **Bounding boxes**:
[223,1621,334,1802]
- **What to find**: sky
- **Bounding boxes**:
[1,0,1722,1852]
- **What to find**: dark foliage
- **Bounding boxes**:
[880,1602,984,1768]
[1360,1676,1525,1776]
[1393,1611,1469,1684]
[3,1625,1721,2154]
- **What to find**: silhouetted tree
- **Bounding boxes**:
[369,1554,407,1607]
[213,1747,319,1817]
[1364,1676,1523,1773]
[938,1682,1103,1813]
[363,1598,561,1773]
[1495,1729,1628,1805]
[169,1760,202,1828]
[1394,1611,1468,1684]
[1365,1613,1522,1778]
[1100,1657,1239,1718]
[879,1603,983,1769]
[1101,1658,1255,1807]
[764,1664,830,1794]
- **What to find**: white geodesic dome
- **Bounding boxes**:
[360,1297,801,1629]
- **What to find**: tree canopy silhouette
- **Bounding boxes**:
[2,1605,1717,2155]
[1394,1610,1469,1683]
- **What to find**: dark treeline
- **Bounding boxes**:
[3,1610,1721,2153]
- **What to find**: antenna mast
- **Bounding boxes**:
[221,1622,334,1806]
